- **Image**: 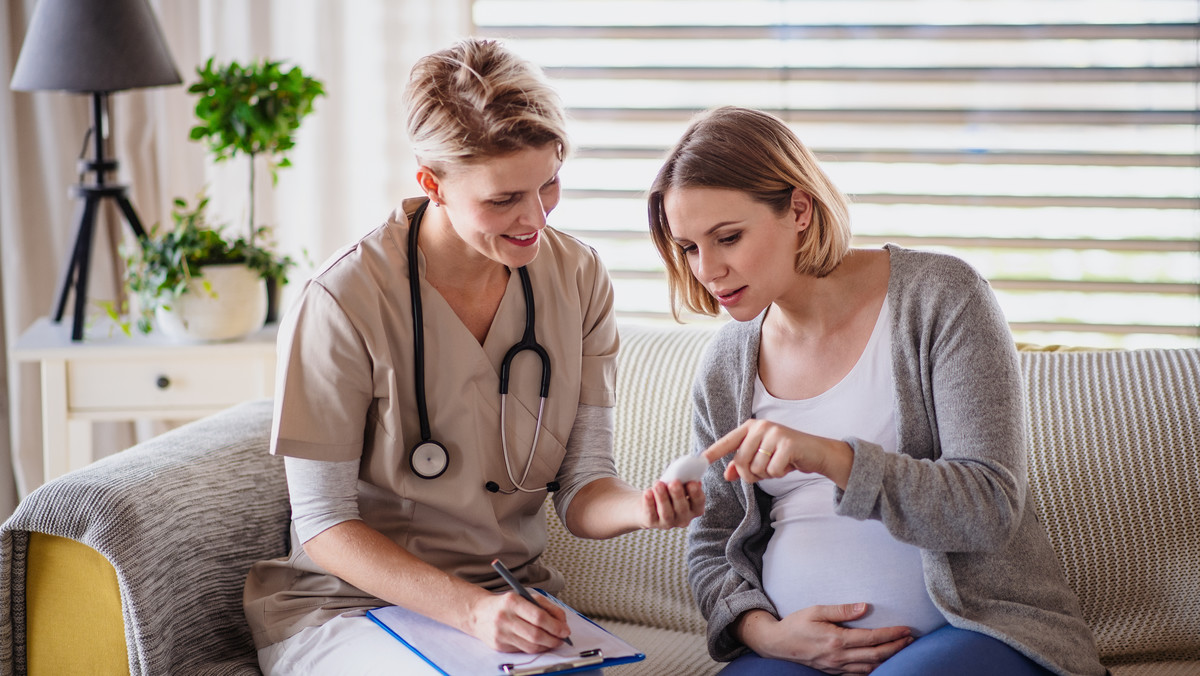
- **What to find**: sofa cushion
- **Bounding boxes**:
[1021,348,1200,664]
[543,324,716,637]
[1108,663,1200,676]
[597,618,720,676]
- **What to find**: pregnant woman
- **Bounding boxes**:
[646,106,1106,676]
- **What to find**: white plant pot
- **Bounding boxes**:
[154,263,268,342]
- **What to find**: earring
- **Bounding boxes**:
[431,199,441,207]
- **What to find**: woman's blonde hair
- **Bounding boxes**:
[403,38,569,170]
[648,106,852,318]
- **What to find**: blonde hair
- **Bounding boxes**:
[648,106,852,318]
[403,38,568,170]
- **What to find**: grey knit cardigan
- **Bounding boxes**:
[685,245,1107,676]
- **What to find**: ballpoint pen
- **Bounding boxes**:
[491,558,574,646]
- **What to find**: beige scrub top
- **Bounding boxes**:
[243,198,619,649]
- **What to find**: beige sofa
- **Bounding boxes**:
[1,323,1197,675]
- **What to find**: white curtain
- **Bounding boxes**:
[1,0,471,511]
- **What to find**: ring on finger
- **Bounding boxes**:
[756,447,773,457]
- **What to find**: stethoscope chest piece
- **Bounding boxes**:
[410,440,449,479]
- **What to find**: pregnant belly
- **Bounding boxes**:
[760,486,946,636]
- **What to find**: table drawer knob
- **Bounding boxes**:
[155,375,171,390]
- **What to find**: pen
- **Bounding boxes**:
[491,558,573,646]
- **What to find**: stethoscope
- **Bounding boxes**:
[406,199,558,494]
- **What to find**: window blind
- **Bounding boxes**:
[473,0,1200,348]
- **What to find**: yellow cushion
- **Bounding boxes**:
[26,533,128,675]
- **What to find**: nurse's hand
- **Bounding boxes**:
[468,590,571,653]
[702,418,856,490]
[641,479,705,529]
[736,606,913,674]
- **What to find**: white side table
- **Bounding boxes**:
[10,317,277,485]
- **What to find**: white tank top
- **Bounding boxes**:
[755,297,946,636]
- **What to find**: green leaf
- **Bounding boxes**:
[186,57,326,233]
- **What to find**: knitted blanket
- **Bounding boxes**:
[0,400,286,675]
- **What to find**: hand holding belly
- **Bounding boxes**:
[734,604,913,674]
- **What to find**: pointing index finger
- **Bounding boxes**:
[702,424,749,464]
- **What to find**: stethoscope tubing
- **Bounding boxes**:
[500,267,552,398]
[408,200,435,444]
[406,199,553,494]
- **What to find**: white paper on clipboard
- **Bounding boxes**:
[366,590,644,676]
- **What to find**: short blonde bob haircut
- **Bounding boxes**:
[403,38,569,170]
[648,106,852,318]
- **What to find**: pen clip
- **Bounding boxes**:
[498,650,603,676]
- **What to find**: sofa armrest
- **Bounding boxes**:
[1,399,287,676]
[25,532,126,675]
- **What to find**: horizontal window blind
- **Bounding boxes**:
[474,0,1200,348]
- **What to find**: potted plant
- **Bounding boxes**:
[118,194,294,341]
[187,57,325,319]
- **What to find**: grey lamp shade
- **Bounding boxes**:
[10,0,181,93]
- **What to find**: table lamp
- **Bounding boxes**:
[10,0,181,341]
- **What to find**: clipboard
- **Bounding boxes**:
[366,589,645,676]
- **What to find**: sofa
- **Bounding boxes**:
[1,323,1197,675]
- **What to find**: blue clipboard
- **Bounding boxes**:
[366,590,645,676]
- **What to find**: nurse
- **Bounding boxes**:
[244,38,704,674]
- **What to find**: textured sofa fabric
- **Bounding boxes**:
[1,324,1197,675]
[1019,349,1200,671]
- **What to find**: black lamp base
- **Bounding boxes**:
[52,182,147,341]
[50,91,148,341]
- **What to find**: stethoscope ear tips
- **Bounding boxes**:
[485,481,501,493]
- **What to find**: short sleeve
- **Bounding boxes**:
[271,281,373,462]
[577,247,618,407]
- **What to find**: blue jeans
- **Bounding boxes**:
[718,625,1054,676]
